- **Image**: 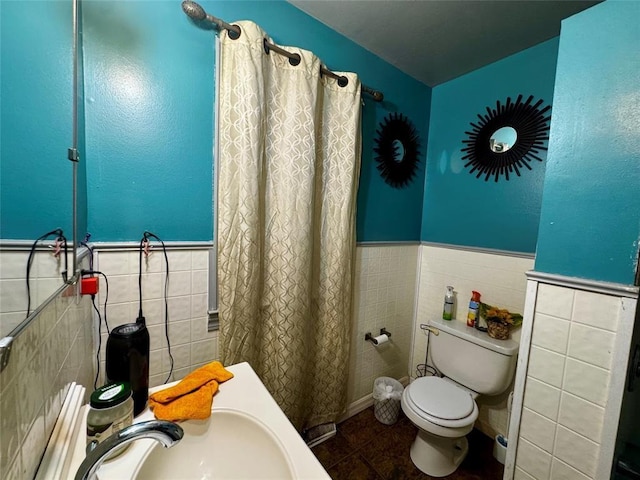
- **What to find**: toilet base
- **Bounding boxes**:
[409,428,469,477]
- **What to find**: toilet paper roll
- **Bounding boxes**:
[373,334,389,345]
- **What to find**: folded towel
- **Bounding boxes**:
[148,361,234,421]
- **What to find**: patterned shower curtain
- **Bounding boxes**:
[217,21,361,431]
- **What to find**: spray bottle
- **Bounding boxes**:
[467,291,481,327]
[442,286,455,320]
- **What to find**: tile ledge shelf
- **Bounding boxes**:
[90,241,213,250]
[95,240,419,249]
[420,241,535,259]
[527,270,639,298]
[357,241,420,246]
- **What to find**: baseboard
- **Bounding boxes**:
[338,394,373,423]
[339,376,409,423]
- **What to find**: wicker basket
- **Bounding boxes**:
[486,320,510,340]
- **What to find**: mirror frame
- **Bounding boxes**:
[462,95,551,182]
[0,0,82,370]
[374,112,422,188]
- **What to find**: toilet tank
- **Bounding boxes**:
[429,318,519,396]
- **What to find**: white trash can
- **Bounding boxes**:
[372,377,404,425]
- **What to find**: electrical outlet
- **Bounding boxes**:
[81,276,99,296]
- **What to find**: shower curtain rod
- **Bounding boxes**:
[261,38,384,102]
[181,1,384,102]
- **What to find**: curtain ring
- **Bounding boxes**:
[263,38,301,66]
[289,54,301,66]
[228,25,241,40]
[319,67,348,88]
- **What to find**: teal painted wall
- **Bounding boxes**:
[421,39,559,253]
[0,1,74,240]
[534,0,640,284]
[81,0,214,242]
[81,0,431,242]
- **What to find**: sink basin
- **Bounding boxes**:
[134,408,295,480]
[58,363,329,480]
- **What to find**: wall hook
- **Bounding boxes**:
[142,238,153,258]
[50,237,63,258]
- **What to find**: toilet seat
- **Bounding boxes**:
[403,376,478,430]
[408,376,474,421]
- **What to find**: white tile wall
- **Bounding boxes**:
[0,257,93,480]
[572,290,621,331]
[515,467,538,480]
[348,244,418,404]
[535,284,575,319]
[0,250,73,337]
[520,408,556,453]
[567,323,614,369]
[523,377,561,421]
[554,425,599,477]
[527,346,566,388]
[515,283,625,479]
[95,244,418,408]
[4,242,578,480]
[550,458,591,480]
[563,358,609,407]
[413,245,534,438]
[531,313,570,354]
[557,392,604,441]
[516,439,552,479]
[94,248,217,388]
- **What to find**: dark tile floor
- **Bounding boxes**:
[312,407,504,480]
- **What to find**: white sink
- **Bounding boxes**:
[134,408,295,479]
[57,362,329,480]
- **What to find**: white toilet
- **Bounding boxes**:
[401,317,518,477]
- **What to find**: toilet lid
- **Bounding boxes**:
[408,376,474,421]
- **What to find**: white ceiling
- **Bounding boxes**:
[288,0,598,87]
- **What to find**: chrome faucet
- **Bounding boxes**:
[75,420,184,480]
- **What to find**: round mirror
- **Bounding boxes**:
[392,139,405,162]
[490,126,517,153]
[373,113,421,188]
[462,95,551,181]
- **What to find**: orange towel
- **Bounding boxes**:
[148,361,234,421]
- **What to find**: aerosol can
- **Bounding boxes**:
[467,291,481,328]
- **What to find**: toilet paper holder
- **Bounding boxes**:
[365,328,392,345]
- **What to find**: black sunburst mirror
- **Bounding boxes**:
[374,113,421,188]
[462,95,551,182]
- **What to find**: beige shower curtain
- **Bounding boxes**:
[217,21,361,431]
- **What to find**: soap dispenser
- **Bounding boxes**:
[442,286,455,320]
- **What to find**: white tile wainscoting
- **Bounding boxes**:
[93,246,216,388]
[347,244,418,405]
[506,277,638,480]
[93,243,419,408]
[0,241,548,480]
[0,248,75,338]
[412,244,535,439]
[0,255,93,480]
